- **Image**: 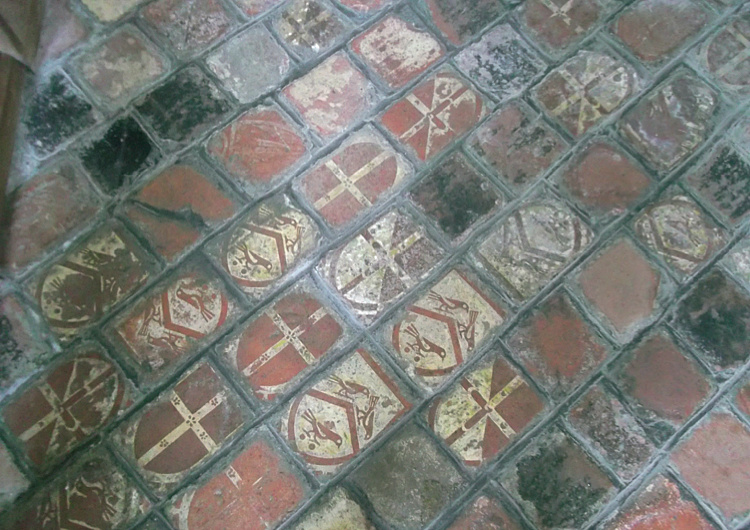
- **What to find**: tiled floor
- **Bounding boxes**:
[1,0,750,528]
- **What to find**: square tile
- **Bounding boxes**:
[282,52,378,138]
[318,209,444,323]
[297,126,412,229]
[522,0,613,53]
[409,152,502,241]
[114,362,246,495]
[686,145,750,224]
[455,24,546,101]
[351,13,445,89]
[0,442,28,512]
[388,268,507,388]
[697,11,750,93]
[279,348,411,476]
[447,496,521,530]
[420,0,506,45]
[80,0,145,21]
[232,0,284,16]
[381,71,487,161]
[336,0,392,14]
[206,25,292,104]
[273,0,350,60]
[291,488,375,529]
[507,292,609,399]
[468,102,568,191]
[477,198,593,301]
[142,0,232,56]
[428,354,544,467]
[535,50,638,137]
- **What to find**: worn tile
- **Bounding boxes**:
[634,193,725,275]
[77,25,166,104]
[207,105,308,193]
[477,199,593,301]
[420,0,506,45]
[167,430,307,529]
[686,144,750,224]
[455,24,546,102]
[136,67,230,145]
[319,209,443,323]
[0,442,28,513]
[697,11,750,92]
[143,0,232,56]
[208,194,320,299]
[282,53,378,138]
[673,270,750,371]
[620,71,718,172]
[233,0,284,16]
[389,268,506,388]
[351,14,445,89]
[136,516,171,530]
[429,354,544,467]
[36,0,90,64]
[279,348,411,476]
[535,50,638,137]
[724,239,750,289]
[672,412,750,522]
[737,379,750,418]
[206,25,291,104]
[218,281,345,401]
[522,0,612,53]
[468,102,568,191]
[568,385,654,480]
[502,429,616,529]
[336,0,392,15]
[447,496,521,530]
[350,425,466,530]
[115,362,245,494]
[290,488,375,530]
[274,0,350,60]
[3,344,132,470]
[507,293,609,399]
[2,164,101,272]
[80,0,145,21]
[297,127,411,229]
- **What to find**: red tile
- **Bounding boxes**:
[36,0,90,63]
[273,0,349,59]
[283,53,378,138]
[207,106,308,192]
[672,412,750,521]
[429,355,544,467]
[116,362,245,494]
[699,12,750,91]
[351,14,444,89]
[3,346,132,469]
[422,0,506,45]
[447,496,521,530]
[143,0,232,55]
[523,0,608,52]
[738,381,750,417]
[381,71,486,161]
[168,433,307,529]
[297,127,411,229]
[507,293,608,399]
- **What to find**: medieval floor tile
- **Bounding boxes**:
[279,348,411,476]
[455,24,546,102]
[350,424,466,529]
[137,516,171,530]
[36,0,90,64]
[207,105,309,193]
[297,126,411,229]
[232,0,284,17]
[381,70,486,161]
[2,344,133,470]
[419,0,506,45]
[167,429,308,529]
[142,0,233,56]
[428,354,545,467]
[409,152,502,242]
[724,239,750,289]
[507,292,609,399]
[318,208,444,323]
[737,379,750,418]
[206,25,291,104]
[568,385,654,480]
[446,495,522,530]
[273,0,350,60]
[0,442,28,513]
[335,0,392,15]
[602,475,716,530]
[206,194,320,300]
[217,279,347,402]
[114,362,246,495]
[282,53,378,139]
[468,102,568,192]
[686,144,750,224]
[29,222,157,341]
[500,429,617,529]
[290,488,375,529]
[80,0,145,22]
[387,268,507,389]
[521,0,613,54]
[619,71,718,172]
[2,163,102,272]
[696,11,750,94]
[351,13,445,90]
[535,50,638,137]
[673,269,750,372]
[477,198,593,301]
[672,412,750,523]
[75,25,167,104]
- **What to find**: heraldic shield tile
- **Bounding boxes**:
[218,282,346,401]
[389,269,507,388]
[319,209,443,323]
[2,344,132,470]
[428,355,544,467]
[115,362,245,495]
[209,194,320,299]
[168,430,307,530]
[296,127,411,229]
[478,199,593,301]
[30,223,157,340]
[280,348,411,476]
